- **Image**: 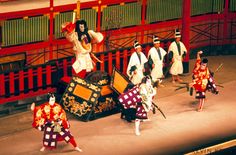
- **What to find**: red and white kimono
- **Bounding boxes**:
[192,59,218,99]
[32,102,76,149]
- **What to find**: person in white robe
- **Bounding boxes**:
[148,36,167,87]
[62,19,103,78]
[168,29,187,83]
[126,41,148,85]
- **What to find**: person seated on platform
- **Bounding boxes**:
[168,29,187,84]
[189,51,219,112]
[148,35,167,87]
[62,19,103,79]
[127,41,148,85]
[31,93,82,152]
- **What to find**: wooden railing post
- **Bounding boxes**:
[37,67,43,88]
[182,0,191,73]
[19,70,24,93]
[63,59,68,77]
[0,74,5,97]
[9,72,15,95]
[123,49,128,75]
[108,52,113,75]
[223,0,229,44]
[49,0,54,60]
[116,50,120,70]
[28,68,33,91]
[46,65,52,86]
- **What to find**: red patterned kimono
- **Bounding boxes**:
[192,59,218,99]
[32,102,76,149]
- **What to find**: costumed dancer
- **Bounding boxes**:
[127,41,148,85]
[189,51,219,112]
[118,76,156,136]
[31,93,82,152]
[148,35,167,87]
[168,29,187,83]
[62,16,103,78]
[135,75,156,136]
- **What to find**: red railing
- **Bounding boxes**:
[0,62,59,104]
[0,0,235,104]
[0,41,173,104]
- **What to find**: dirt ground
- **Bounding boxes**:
[0,55,236,155]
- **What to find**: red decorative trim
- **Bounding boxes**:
[0,42,50,56]
[0,8,50,20]
[100,0,138,5]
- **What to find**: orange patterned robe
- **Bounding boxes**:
[192,59,210,93]
[192,58,218,99]
[32,102,74,149]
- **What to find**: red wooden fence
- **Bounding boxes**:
[0,41,172,104]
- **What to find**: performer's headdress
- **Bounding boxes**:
[175,29,181,38]
[201,58,208,64]
[141,75,152,84]
[75,19,88,32]
[47,92,55,101]
[75,19,91,43]
[153,35,160,44]
[134,41,141,49]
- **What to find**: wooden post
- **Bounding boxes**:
[77,0,80,19]
[0,74,5,96]
[141,0,147,44]
[182,0,191,73]
[182,0,191,59]
[49,0,54,60]
[223,0,229,44]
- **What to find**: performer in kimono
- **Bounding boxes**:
[31,93,82,152]
[127,41,148,85]
[168,29,187,83]
[189,51,219,112]
[119,83,139,123]
[118,76,156,136]
[62,19,103,78]
[135,75,156,136]
[148,35,167,87]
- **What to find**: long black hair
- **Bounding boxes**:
[75,19,91,43]
[47,92,55,101]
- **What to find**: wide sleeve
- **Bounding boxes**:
[126,54,136,77]
[88,30,104,43]
[32,104,46,131]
